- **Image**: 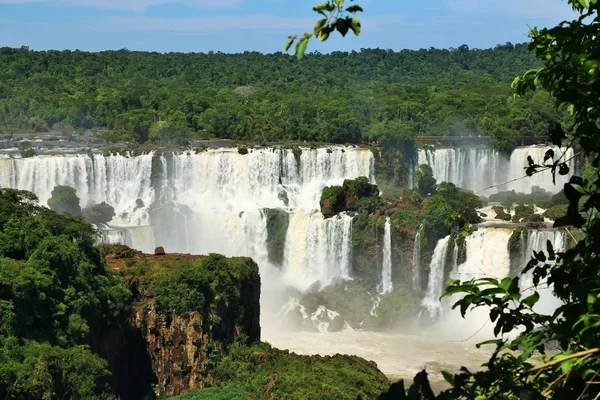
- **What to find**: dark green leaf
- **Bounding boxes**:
[522,292,540,308]
[346,5,363,12]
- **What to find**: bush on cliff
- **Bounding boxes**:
[320,177,380,218]
[47,185,82,215]
[413,164,437,196]
[320,186,346,218]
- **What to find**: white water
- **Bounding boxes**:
[412,227,423,291]
[0,148,374,321]
[452,228,513,281]
[422,235,451,318]
[417,146,575,194]
[378,218,393,294]
[282,212,354,291]
[424,228,568,341]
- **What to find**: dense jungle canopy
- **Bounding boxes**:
[0,44,567,150]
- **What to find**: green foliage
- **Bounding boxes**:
[342,176,380,211]
[265,209,289,267]
[493,206,512,221]
[511,203,535,222]
[0,340,114,400]
[413,164,437,196]
[488,187,554,210]
[202,341,389,400]
[320,186,346,218]
[0,188,131,399]
[169,385,251,399]
[127,253,260,335]
[47,185,81,215]
[0,46,553,147]
[435,182,482,223]
[148,120,189,147]
[320,177,380,218]
[422,196,457,238]
[236,146,248,155]
[83,202,115,224]
[19,141,36,158]
[285,1,363,59]
[543,204,568,220]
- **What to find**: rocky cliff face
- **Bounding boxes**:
[103,247,261,398]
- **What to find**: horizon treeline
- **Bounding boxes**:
[0,43,569,149]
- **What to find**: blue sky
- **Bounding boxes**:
[0,0,576,53]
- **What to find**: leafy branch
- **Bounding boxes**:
[285,1,363,59]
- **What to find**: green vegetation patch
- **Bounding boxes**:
[182,341,389,400]
[320,177,381,218]
[265,208,290,267]
[170,385,251,400]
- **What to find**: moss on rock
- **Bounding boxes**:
[265,208,289,267]
[492,206,512,221]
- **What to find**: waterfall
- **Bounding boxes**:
[412,227,423,291]
[282,212,354,291]
[422,235,451,318]
[378,218,393,294]
[0,148,373,296]
[452,228,512,281]
[417,146,575,194]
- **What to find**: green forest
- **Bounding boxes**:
[0,44,568,150]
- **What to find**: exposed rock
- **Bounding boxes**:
[105,250,261,398]
[328,316,344,332]
[154,246,166,255]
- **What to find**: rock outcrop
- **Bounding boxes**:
[104,249,261,398]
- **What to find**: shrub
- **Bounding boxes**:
[47,185,81,215]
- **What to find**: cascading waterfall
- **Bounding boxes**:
[0,148,373,296]
[452,228,513,281]
[282,212,354,291]
[0,153,155,226]
[412,227,423,291]
[422,235,451,318]
[378,218,393,294]
[427,228,568,322]
[417,146,575,194]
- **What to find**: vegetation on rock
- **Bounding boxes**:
[265,209,289,267]
[320,176,380,218]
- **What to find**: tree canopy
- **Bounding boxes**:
[0,45,564,149]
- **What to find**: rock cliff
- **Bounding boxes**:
[103,247,261,398]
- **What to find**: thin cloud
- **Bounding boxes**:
[0,0,241,11]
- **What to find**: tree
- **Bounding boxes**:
[83,202,115,225]
[413,164,437,196]
[47,185,81,215]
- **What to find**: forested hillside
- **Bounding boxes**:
[0,44,566,148]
